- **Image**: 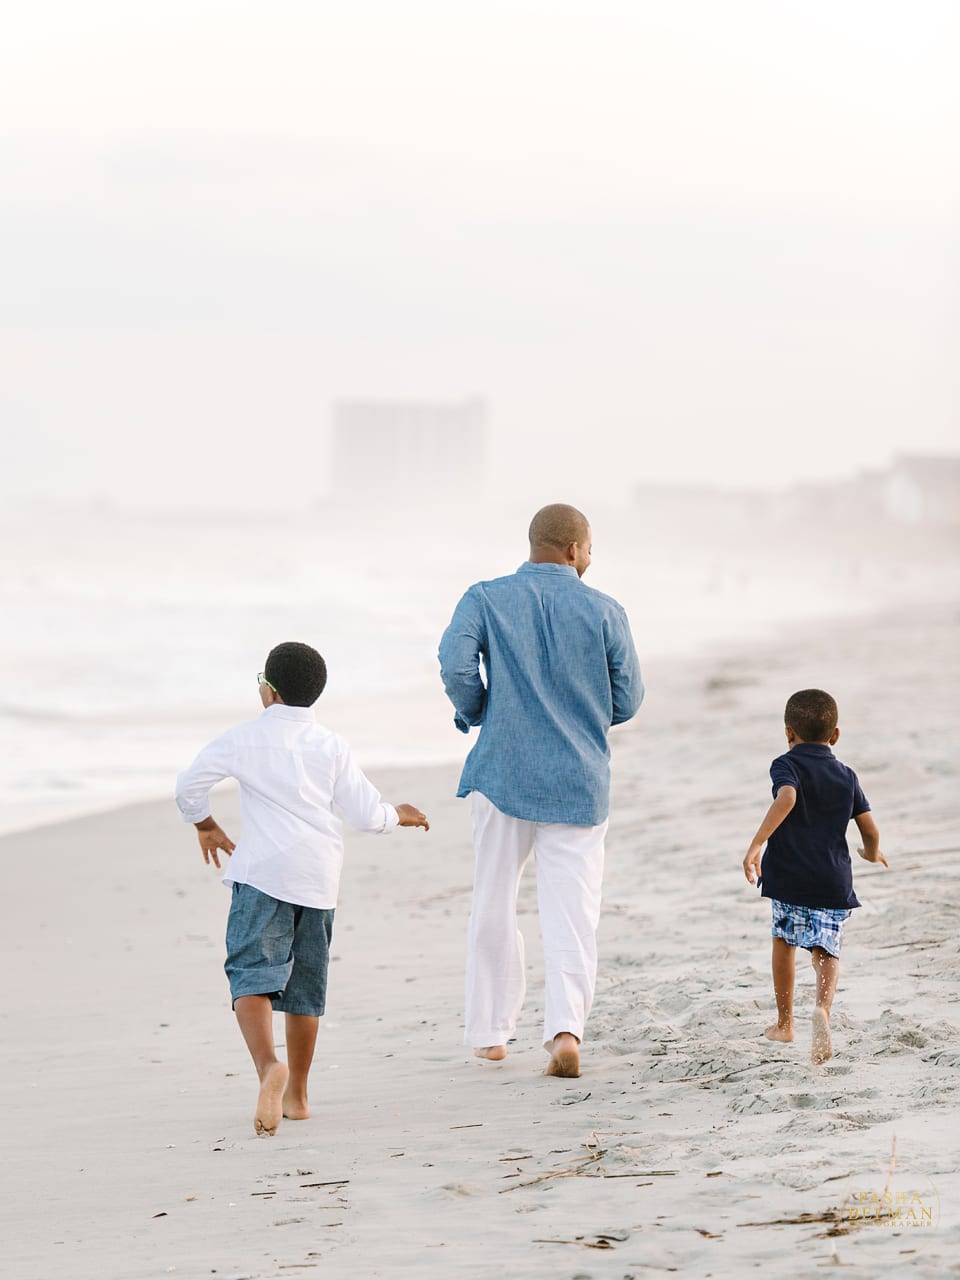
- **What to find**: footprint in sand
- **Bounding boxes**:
[729,1092,779,1115]
[833,1109,900,1127]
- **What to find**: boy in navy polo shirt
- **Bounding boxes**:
[743,689,887,1063]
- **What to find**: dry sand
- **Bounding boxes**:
[2,604,958,1279]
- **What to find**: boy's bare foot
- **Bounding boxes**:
[474,1045,507,1061]
[544,1033,581,1077]
[282,1089,311,1120]
[812,1009,833,1064]
[764,1023,795,1043]
[254,1061,289,1135]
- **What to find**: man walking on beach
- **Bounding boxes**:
[439,503,643,1077]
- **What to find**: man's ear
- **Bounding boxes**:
[829,726,840,745]
[565,541,579,565]
[785,724,797,745]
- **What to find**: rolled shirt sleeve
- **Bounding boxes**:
[606,607,644,726]
[438,587,488,733]
[175,733,234,824]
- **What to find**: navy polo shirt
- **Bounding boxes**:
[759,743,870,910]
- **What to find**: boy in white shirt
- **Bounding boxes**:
[176,641,429,1136]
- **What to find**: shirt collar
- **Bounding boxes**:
[262,703,316,722]
[517,561,579,578]
[791,742,835,758]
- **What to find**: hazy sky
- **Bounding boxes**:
[2,1,957,508]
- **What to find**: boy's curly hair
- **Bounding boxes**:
[784,688,838,743]
[264,641,328,707]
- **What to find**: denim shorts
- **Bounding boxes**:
[224,882,335,1016]
[770,898,851,959]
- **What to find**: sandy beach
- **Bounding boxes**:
[2,602,958,1279]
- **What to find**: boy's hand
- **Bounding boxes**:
[396,803,429,831]
[743,842,763,885]
[858,845,889,868]
[195,817,236,868]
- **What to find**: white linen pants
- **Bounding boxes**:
[464,791,608,1049]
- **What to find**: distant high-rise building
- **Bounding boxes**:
[882,454,960,525]
[332,397,487,500]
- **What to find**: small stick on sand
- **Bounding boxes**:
[498,1152,604,1193]
[881,1135,898,1198]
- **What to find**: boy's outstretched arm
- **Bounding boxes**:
[176,735,236,868]
[331,743,429,834]
[743,785,796,884]
[854,811,888,867]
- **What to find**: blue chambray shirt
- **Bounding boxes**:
[438,561,644,825]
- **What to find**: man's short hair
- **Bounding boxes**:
[528,503,590,550]
[264,641,328,707]
[784,689,838,743]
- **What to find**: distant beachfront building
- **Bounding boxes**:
[632,453,960,529]
[879,454,960,525]
[332,397,488,501]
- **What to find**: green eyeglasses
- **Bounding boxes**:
[257,672,278,694]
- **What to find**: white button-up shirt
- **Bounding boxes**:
[175,703,398,909]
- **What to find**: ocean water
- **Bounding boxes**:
[1,500,954,834]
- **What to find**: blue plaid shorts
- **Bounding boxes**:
[225,882,335,1016]
[770,899,851,958]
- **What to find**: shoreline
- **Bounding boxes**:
[6,597,957,840]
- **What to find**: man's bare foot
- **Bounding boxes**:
[254,1061,289,1135]
[812,1009,833,1064]
[282,1089,311,1120]
[764,1023,795,1043]
[544,1033,581,1078]
[474,1045,507,1061]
